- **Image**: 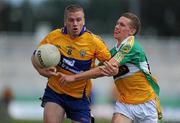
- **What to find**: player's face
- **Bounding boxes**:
[114,16,134,42]
[65,11,84,38]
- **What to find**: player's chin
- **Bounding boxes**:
[114,33,121,39]
[114,35,119,40]
[72,29,79,34]
[72,33,80,38]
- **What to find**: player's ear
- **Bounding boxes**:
[130,28,136,35]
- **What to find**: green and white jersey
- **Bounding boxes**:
[111,36,162,120]
[111,36,150,77]
[111,36,160,96]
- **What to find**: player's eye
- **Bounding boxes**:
[68,18,74,22]
[120,22,125,27]
[76,18,82,22]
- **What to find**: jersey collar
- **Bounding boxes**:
[115,36,132,51]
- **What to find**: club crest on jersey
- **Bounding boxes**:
[79,49,86,57]
[122,44,131,53]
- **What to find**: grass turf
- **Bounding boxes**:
[11,118,110,123]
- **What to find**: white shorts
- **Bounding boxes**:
[114,100,158,123]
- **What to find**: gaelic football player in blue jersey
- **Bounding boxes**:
[31,4,111,123]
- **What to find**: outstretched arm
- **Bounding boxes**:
[59,58,119,86]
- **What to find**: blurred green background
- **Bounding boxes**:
[0,0,180,36]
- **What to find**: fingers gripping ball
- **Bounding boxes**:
[34,44,61,68]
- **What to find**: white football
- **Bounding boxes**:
[34,44,61,68]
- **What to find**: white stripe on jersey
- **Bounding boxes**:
[140,61,150,74]
[114,61,150,81]
[115,63,140,80]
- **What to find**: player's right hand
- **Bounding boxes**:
[99,61,119,76]
[38,66,59,78]
[58,72,76,87]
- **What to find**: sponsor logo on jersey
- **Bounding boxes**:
[62,58,75,67]
[59,55,92,74]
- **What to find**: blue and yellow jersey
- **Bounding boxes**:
[37,28,111,98]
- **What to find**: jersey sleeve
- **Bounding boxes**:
[93,35,111,62]
[113,36,135,65]
[37,29,61,47]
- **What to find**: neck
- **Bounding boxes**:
[116,40,121,47]
[116,36,129,47]
[70,35,78,39]
[116,38,123,47]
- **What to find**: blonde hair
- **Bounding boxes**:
[64,4,84,19]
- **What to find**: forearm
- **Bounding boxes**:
[59,60,119,84]
[71,59,119,81]
[73,67,103,81]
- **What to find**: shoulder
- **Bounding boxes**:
[45,28,64,40]
[48,28,61,36]
[93,34,104,42]
[86,31,106,43]
[121,36,135,53]
[123,36,135,46]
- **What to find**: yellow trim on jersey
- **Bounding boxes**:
[121,36,134,54]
